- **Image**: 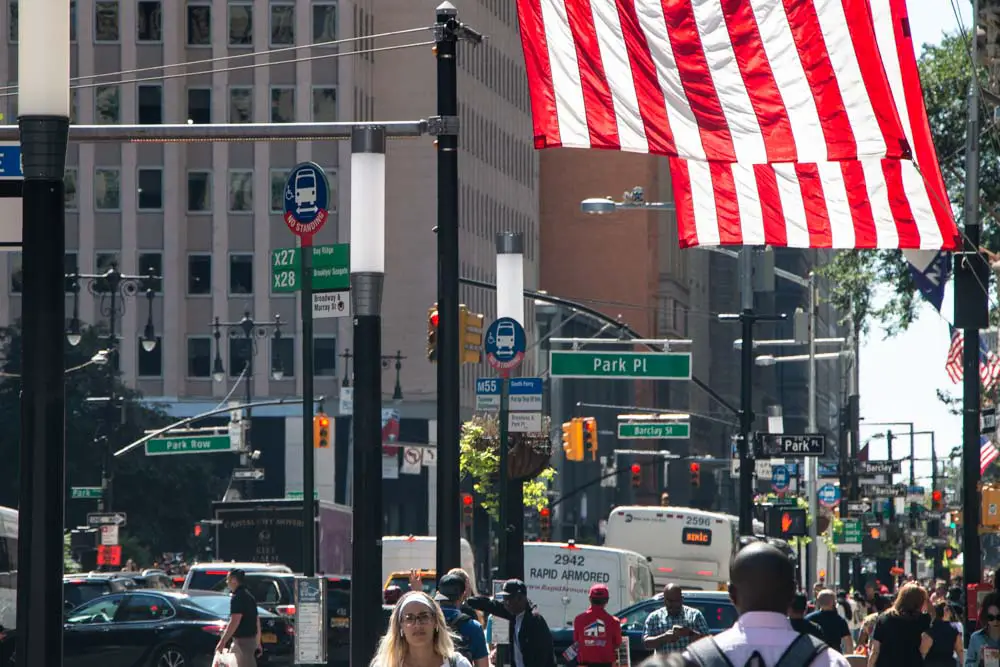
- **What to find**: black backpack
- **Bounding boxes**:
[447,612,475,661]
[685,633,828,667]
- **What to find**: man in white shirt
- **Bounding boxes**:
[682,543,851,667]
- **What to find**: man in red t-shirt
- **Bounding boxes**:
[573,584,623,667]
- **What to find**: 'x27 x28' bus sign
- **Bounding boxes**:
[754,434,826,457]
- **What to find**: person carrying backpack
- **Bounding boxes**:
[435,574,489,667]
[682,543,851,667]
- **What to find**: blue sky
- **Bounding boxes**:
[857,0,970,481]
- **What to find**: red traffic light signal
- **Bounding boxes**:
[932,490,943,508]
[631,464,641,474]
[690,462,701,488]
[631,464,641,488]
[193,524,202,537]
[462,493,474,507]
[461,493,474,529]
[430,310,440,328]
[540,507,551,518]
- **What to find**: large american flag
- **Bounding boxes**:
[515,0,959,249]
[945,328,1000,391]
[982,436,1000,475]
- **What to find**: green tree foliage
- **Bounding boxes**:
[0,323,229,562]
[821,33,998,333]
[459,415,555,521]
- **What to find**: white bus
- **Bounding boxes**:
[604,506,739,591]
[0,505,15,630]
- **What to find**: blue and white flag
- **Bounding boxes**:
[903,250,951,312]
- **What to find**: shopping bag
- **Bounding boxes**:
[213,649,238,667]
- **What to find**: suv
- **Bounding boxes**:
[182,562,293,592]
[213,572,351,666]
[62,574,132,612]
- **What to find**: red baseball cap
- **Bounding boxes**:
[589,584,610,599]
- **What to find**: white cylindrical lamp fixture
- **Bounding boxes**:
[20,0,71,116]
[496,232,525,326]
[350,126,386,278]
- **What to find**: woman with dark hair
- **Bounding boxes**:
[924,601,963,667]
[966,592,1000,667]
[866,583,932,667]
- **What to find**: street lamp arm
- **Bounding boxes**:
[112,395,326,458]
[459,276,739,416]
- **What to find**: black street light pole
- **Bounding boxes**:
[67,265,160,521]
[337,348,406,401]
[210,311,284,499]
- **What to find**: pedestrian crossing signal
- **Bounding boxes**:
[314,413,331,449]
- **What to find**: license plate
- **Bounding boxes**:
[262,632,277,644]
[331,617,349,628]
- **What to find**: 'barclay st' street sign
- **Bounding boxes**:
[854,460,901,475]
[617,422,691,439]
[549,351,691,380]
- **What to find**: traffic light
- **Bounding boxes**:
[932,489,943,511]
[631,463,642,488]
[193,524,202,537]
[766,507,807,538]
[562,418,584,462]
[944,547,955,560]
[869,526,882,540]
[539,507,551,541]
[582,417,598,460]
[314,412,331,449]
[460,305,484,364]
[690,462,701,489]
[427,305,440,362]
[461,493,474,529]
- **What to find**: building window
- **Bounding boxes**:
[313,2,336,43]
[229,337,251,377]
[229,254,253,295]
[272,337,294,378]
[64,252,78,292]
[137,336,163,377]
[228,1,252,45]
[137,252,162,292]
[8,2,16,42]
[9,252,22,293]
[229,87,252,123]
[137,1,161,41]
[95,252,120,292]
[314,337,337,376]
[312,87,337,122]
[187,171,211,212]
[270,2,294,45]
[270,87,295,123]
[95,85,120,124]
[269,169,288,213]
[94,1,119,42]
[228,170,253,213]
[138,85,163,125]
[187,337,212,378]
[94,168,121,211]
[187,88,211,124]
[137,168,163,210]
[64,168,78,211]
[187,3,211,46]
[187,254,211,295]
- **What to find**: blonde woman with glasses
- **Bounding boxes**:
[372,591,473,667]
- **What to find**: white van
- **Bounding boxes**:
[524,542,655,629]
[381,535,478,594]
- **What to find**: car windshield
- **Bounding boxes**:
[187,570,231,591]
[386,576,435,594]
[620,598,738,634]
[64,582,110,609]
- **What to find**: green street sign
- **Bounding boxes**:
[617,422,690,439]
[272,244,350,293]
[833,519,863,544]
[285,490,319,500]
[145,435,234,456]
[71,486,103,500]
[549,351,692,380]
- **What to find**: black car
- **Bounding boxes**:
[212,572,351,666]
[552,591,739,665]
[63,589,293,667]
[63,575,133,611]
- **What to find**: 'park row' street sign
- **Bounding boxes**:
[549,351,691,380]
[145,435,236,456]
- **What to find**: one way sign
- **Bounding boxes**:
[233,468,265,481]
[87,512,127,527]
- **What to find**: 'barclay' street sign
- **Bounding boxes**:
[861,483,907,497]
[854,460,901,475]
[617,422,691,439]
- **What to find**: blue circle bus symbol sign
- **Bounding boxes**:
[283,162,331,245]
[771,465,790,492]
[484,317,526,376]
[817,483,841,508]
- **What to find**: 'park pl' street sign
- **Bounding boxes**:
[755,434,827,457]
[549,351,692,380]
[71,486,103,500]
[617,422,691,439]
[272,244,350,293]
[145,435,235,456]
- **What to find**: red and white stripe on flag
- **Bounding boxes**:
[670,0,958,249]
[516,0,911,162]
[945,329,1000,391]
[982,439,1000,475]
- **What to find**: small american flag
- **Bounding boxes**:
[982,436,1000,475]
[946,328,1000,391]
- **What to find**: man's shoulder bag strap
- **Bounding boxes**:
[685,638,738,667]
[773,634,828,667]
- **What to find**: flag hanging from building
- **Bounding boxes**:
[946,328,1000,391]
[668,0,957,249]
[903,250,951,312]
[516,0,910,162]
[982,436,1000,475]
